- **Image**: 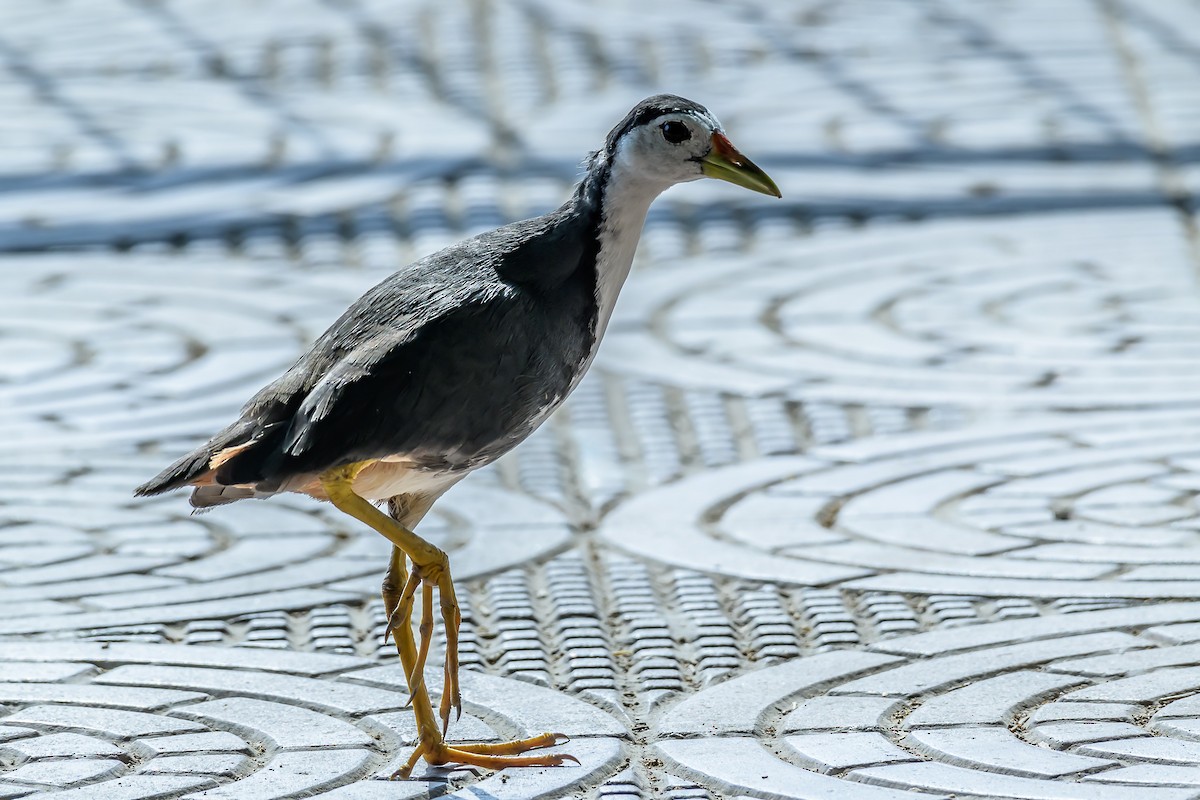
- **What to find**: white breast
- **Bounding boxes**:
[586,147,661,363]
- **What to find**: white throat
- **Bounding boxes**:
[591,147,665,342]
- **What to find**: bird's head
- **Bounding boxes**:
[603,94,781,198]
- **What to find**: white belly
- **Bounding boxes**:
[350,458,467,502]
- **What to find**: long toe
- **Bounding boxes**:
[407,582,435,694]
[392,734,577,779]
[437,746,580,771]
[452,733,566,755]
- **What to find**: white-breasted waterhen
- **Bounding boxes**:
[137,94,780,776]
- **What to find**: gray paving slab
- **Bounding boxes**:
[0,641,370,675]
[45,776,216,799]
[660,737,947,800]
[130,732,251,758]
[0,644,623,797]
[901,671,1087,728]
[872,602,1200,657]
[1086,764,1200,787]
[903,727,1114,779]
[657,650,901,737]
[4,706,204,740]
[2,758,124,788]
[140,754,250,779]
[1061,667,1200,704]
[0,662,95,683]
[0,588,363,636]
[1028,722,1150,749]
[177,749,375,799]
[1028,701,1140,725]
[853,761,1196,800]
[5,0,1200,796]
[97,665,408,715]
[1077,737,1200,765]
[781,696,903,734]
[0,731,124,760]
[836,634,1144,697]
[651,605,1200,797]
[0,685,207,711]
[171,696,377,751]
[784,732,919,773]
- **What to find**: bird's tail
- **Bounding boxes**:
[134,447,216,497]
[134,420,260,498]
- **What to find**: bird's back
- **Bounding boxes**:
[136,199,601,505]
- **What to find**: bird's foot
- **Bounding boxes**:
[391,733,578,779]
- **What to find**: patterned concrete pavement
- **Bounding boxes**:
[4,0,1200,797]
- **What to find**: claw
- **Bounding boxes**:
[439,659,459,734]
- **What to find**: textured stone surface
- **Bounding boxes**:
[0,644,622,797]
[658,605,1200,798]
[603,413,1200,599]
[602,210,1200,412]
[6,0,1200,796]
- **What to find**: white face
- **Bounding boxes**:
[611,110,722,188]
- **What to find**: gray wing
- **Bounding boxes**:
[243,203,589,425]
[137,206,594,496]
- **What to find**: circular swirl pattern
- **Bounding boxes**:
[0,475,570,638]
[600,209,1200,411]
[0,642,622,797]
[0,254,571,637]
[0,251,378,456]
[658,602,1200,798]
[602,410,1200,599]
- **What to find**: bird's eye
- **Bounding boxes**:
[661,120,691,144]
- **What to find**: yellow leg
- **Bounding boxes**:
[321,463,578,779]
[388,567,421,703]
[324,463,462,721]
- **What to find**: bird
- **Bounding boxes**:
[136,94,780,777]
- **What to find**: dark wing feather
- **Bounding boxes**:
[136,201,598,497]
[277,293,519,467]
